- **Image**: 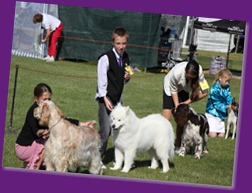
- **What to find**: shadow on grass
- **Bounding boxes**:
[102,146,176,171]
[230,69,241,77]
[133,160,175,170]
[102,147,115,165]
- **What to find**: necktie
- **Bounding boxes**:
[118,56,122,67]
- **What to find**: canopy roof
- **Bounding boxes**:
[194,19,246,35]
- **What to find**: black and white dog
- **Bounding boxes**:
[225,98,239,140]
[172,104,209,159]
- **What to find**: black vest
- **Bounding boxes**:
[98,49,130,105]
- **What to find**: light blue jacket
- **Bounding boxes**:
[206,81,233,120]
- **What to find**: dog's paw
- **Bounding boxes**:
[121,169,129,173]
[178,151,185,157]
[110,166,120,171]
[179,153,185,157]
[194,153,201,159]
[178,146,186,157]
[203,149,209,154]
[161,169,169,173]
[121,167,130,173]
[148,165,158,170]
[99,169,103,175]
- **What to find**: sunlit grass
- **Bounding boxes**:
[2,55,242,187]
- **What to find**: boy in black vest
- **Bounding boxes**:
[95,27,131,168]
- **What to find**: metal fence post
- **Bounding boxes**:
[7,65,19,134]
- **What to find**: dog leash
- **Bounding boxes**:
[50,117,63,130]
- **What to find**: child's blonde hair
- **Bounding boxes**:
[214,69,233,84]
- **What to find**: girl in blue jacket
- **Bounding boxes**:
[205,69,233,138]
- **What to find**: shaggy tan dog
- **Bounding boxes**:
[34,100,102,174]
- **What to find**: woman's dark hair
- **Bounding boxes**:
[33,13,43,24]
[34,83,52,98]
[185,60,200,101]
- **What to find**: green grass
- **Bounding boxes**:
[3,55,242,187]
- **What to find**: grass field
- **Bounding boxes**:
[2,53,243,187]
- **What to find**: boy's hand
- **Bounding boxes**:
[124,71,131,81]
[104,96,114,111]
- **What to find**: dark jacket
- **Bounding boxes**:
[98,49,130,105]
[16,102,79,146]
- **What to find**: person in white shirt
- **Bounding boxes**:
[162,60,209,153]
[33,13,63,62]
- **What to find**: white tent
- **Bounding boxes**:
[12,1,58,58]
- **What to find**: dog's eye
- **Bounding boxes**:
[118,119,121,122]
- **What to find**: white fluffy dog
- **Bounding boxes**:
[34,100,102,174]
[109,104,175,173]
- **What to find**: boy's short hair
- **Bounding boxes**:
[112,27,129,41]
[33,13,43,24]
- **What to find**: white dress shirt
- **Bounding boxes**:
[163,61,205,96]
[96,48,122,99]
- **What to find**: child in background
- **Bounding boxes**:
[205,69,233,138]
[15,83,95,170]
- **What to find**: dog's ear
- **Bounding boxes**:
[55,104,64,118]
[189,108,197,118]
[39,103,51,126]
[33,106,40,119]
[126,106,130,115]
[184,104,190,112]
[41,103,50,117]
[188,109,193,118]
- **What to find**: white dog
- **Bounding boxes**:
[34,100,102,174]
[225,99,239,140]
[109,104,175,173]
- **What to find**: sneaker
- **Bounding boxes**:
[100,161,106,169]
[46,56,55,62]
[41,55,50,60]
